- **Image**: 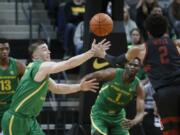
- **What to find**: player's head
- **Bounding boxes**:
[144,14,168,38]
[0,38,10,60]
[124,58,141,79]
[29,40,51,61]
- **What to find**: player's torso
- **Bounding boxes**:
[10,60,49,117]
[94,68,138,114]
[143,37,180,89]
[0,58,19,111]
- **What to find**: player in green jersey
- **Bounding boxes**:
[0,39,25,134]
[82,58,145,135]
[1,39,110,135]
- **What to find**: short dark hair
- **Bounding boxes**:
[28,40,45,57]
[144,14,168,38]
[0,38,8,44]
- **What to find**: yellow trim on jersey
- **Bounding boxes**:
[15,81,47,112]
[99,85,108,93]
[9,115,14,135]
[111,85,130,96]
[90,116,107,135]
[0,76,16,79]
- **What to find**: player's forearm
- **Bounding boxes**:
[134,99,145,124]
[49,50,95,73]
[51,83,81,94]
[83,73,103,82]
[64,50,94,69]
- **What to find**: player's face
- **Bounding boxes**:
[0,43,10,60]
[35,43,51,61]
[125,59,140,78]
[131,30,141,45]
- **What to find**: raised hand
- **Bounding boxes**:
[80,79,99,93]
[91,39,111,58]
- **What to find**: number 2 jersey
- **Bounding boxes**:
[92,68,139,115]
[0,58,19,116]
[143,37,180,90]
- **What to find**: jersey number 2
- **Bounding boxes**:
[158,46,169,64]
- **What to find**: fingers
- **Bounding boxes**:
[92,39,96,45]
[121,119,134,129]
[98,39,107,45]
[88,89,97,93]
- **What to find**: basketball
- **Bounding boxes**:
[90,13,113,37]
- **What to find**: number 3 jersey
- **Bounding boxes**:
[92,68,139,115]
[143,37,180,90]
[0,58,19,115]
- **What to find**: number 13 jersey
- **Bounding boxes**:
[0,58,19,114]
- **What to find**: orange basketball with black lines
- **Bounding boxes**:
[90,13,113,37]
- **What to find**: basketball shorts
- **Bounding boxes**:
[1,110,45,135]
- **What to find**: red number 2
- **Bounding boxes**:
[158,46,169,64]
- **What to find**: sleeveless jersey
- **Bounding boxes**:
[10,60,49,117]
[143,37,180,90]
[93,68,139,113]
[0,58,19,115]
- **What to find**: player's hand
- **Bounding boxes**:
[91,39,111,58]
[80,78,99,93]
[121,118,137,129]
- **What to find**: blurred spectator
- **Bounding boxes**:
[136,0,158,40]
[151,5,163,15]
[73,21,84,55]
[63,0,85,59]
[125,0,141,20]
[167,0,180,38]
[123,7,137,44]
[151,5,176,38]
[128,28,143,47]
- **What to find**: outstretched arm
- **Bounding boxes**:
[48,78,99,94]
[121,82,145,129]
[96,43,143,66]
[34,39,111,82]
[82,68,116,82]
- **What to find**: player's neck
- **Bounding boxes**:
[122,72,133,84]
[0,58,9,69]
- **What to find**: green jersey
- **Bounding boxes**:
[10,60,49,117]
[0,58,19,115]
[93,68,140,114]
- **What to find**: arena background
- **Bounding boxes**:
[0,0,174,135]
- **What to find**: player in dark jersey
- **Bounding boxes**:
[95,14,180,135]
[1,39,110,135]
[0,39,25,134]
[82,58,145,135]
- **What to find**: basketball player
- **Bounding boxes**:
[82,58,145,135]
[0,39,25,134]
[96,14,180,135]
[1,39,110,135]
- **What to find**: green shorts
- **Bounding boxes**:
[91,106,129,135]
[1,110,44,135]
